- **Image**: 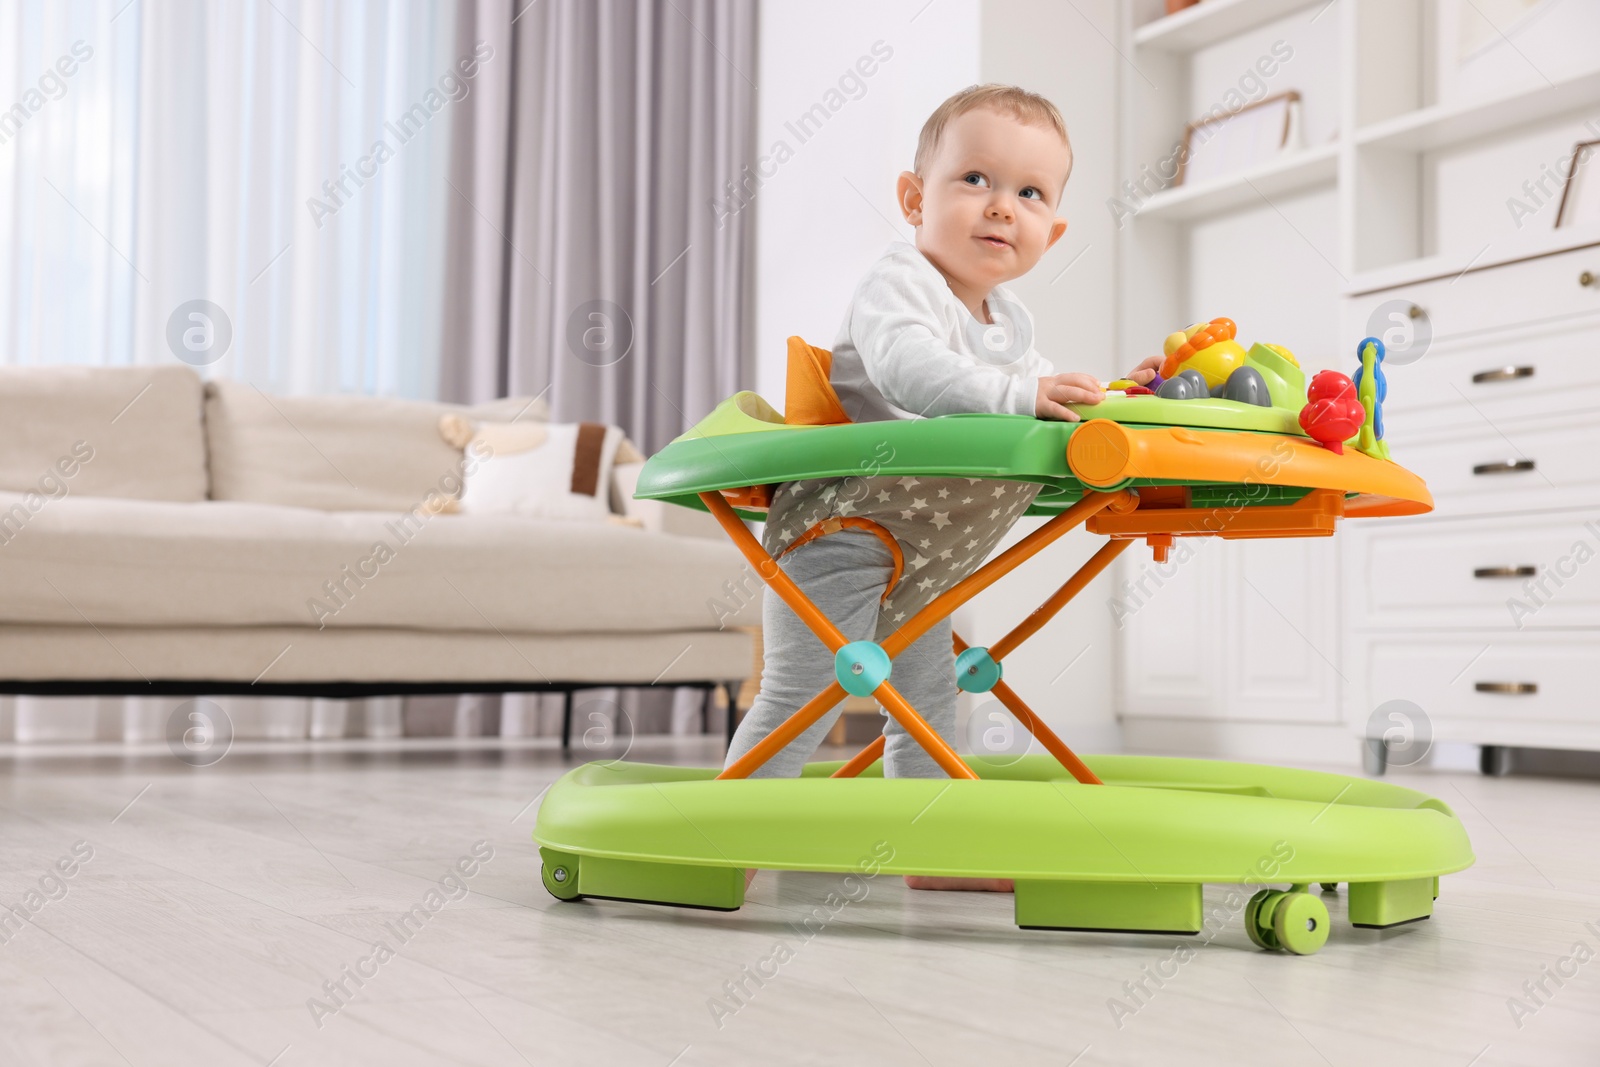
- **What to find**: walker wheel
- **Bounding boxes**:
[1271,891,1330,956]
[1319,882,1339,893]
[1244,890,1283,951]
[541,852,583,902]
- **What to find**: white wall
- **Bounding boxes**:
[981,0,1122,372]
[752,0,982,405]
[750,0,1128,754]
[752,0,1120,393]
[971,0,1125,753]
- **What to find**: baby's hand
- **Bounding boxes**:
[1035,373,1106,422]
[1124,355,1164,385]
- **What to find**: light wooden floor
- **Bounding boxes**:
[1,735,1596,1067]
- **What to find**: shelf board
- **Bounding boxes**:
[1133,0,1327,52]
[1132,142,1338,223]
[1344,222,1600,295]
[1354,66,1600,153]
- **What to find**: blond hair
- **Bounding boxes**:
[913,84,1073,195]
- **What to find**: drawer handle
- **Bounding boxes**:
[1473,565,1537,579]
[1473,459,1535,476]
[1471,365,1534,384]
[1475,681,1538,695]
[1582,270,1596,288]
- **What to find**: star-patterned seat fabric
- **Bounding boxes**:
[761,473,1042,641]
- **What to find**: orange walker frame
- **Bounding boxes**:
[700,337,1428,787]
[704,486,1136,785]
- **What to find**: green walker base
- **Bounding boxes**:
[533,753,1472,955]
[1015,879,1204,935]
[1348,876,1436,928]
[541,849,746,911]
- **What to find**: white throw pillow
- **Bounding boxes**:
[452,419,626,521]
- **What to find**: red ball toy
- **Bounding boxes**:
[1299,371,1365,455]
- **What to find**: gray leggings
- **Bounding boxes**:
[723,528,957,779]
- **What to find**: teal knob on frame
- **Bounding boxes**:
[955,646,1002,693]
[834,640,891,697]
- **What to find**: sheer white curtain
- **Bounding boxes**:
[129,0,456,392]
[0,0,465,743]
[0,0,140,368]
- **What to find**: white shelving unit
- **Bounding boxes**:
[1353,67,1600,153]
[1132,0,1330,52]
[1133,142,1338,222]
[1111,0,1600,766]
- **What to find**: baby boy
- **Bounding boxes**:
[726,84,1160,891]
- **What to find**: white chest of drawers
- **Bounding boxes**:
[1340,240,1600,772]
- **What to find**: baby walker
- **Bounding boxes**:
[533,322,1473,955]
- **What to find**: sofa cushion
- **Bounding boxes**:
[454,420,626,521]
[204,382,554,512]
[0,364,208,502]
[0,490,763,633]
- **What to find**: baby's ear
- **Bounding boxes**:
[1044,216,1068,251]
[896,170,923,224]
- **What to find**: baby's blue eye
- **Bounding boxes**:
[963,173,987,187]
[1020,187,1042,200]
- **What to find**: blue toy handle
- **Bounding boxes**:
[1353,366,1389,403]
[1354,336,1388,441]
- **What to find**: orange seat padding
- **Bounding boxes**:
[784,336,852,426]
[718,338,851,512]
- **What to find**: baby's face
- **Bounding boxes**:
[898,107,1070,301]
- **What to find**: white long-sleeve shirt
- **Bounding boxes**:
[760,240,1051,635]
[828,240,1056,421]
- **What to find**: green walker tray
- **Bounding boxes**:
[533,383,1463,955]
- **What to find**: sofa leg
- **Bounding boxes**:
[560,689,574,757]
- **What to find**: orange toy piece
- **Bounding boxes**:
[1159,317,1240,383]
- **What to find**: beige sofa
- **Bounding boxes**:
[0,365,758,743]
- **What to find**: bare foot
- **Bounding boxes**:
[903,875,1014,892]
[744,868,758,889]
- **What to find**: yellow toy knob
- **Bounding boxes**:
[1261,343,1300,367]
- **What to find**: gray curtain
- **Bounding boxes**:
[441,0,758,450]
[423,0,759,738]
